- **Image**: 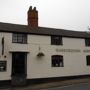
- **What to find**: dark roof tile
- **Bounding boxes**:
[0,22,90,38]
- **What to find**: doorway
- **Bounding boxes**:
[11,52,27,85]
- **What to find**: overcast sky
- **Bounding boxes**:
[0,0,90,31]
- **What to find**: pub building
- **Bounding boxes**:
[0,6,90,86]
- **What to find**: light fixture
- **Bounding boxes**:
[37,52,45,57]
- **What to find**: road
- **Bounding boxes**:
[42,83,90,90]
[1,83,90,90]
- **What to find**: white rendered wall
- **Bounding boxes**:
[27,35,90,79]
[0,32,12,80]
[0,32,90,80]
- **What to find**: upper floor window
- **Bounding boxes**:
[51,36,62,45]
[85,38,90,46]
[86,55,90,66]
[52,55,64,67]
[12,33,27,44]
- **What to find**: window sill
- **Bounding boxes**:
[51,44,63,46]
[12,42,28,44]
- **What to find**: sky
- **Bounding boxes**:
[0,0,90,31]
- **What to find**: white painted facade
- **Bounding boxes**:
[0,32,90,81]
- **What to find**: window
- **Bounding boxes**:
[12,33,27,44]
[86,55,90,66]
[85,38,90,46]
[0,61,7,71]
[52,55,64,67]
[51,36,62,45]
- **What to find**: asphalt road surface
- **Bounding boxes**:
[42,83,90,90]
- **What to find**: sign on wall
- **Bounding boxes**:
[0,61,7,71]
[56,48,90,53]
[56,49,81,53]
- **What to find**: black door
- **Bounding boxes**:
[12,52,27,75]
[11,52,27,85]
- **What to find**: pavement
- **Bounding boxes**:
[1,77,90,90]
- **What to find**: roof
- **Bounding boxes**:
[0,22,90,38]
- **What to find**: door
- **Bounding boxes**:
[11,52,27,86]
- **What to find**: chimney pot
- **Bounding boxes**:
[33,7,36,11]
[29,6,32,10]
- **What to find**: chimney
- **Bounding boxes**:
[28,6,38,28]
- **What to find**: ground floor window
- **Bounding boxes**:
[86,55,90,66]
[52,55,64,67]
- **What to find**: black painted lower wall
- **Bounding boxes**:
[27,74,90,85]
[0,74,90,87]
[0,80,11,88]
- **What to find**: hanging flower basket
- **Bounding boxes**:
[37,52,45,57]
